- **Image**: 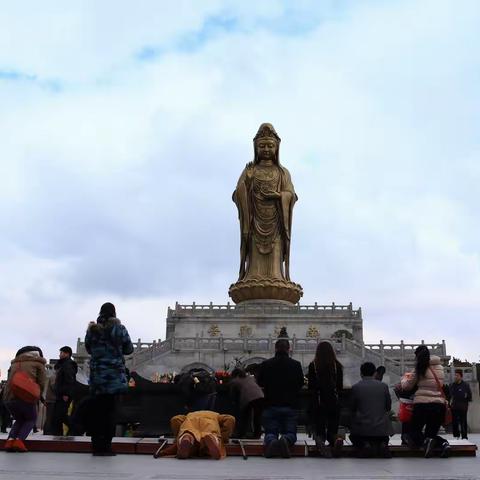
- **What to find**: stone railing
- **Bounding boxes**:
[168,302,362,318]
[362,340,448,372]
[76,336,474,381]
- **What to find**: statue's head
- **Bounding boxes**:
[253,123,281,165]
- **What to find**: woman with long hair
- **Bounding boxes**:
[401,345,450,458]
[3,346,46,452]
[85,302,133,456]
[307,341,343,457]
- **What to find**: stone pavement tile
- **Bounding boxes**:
[0,451,480,480]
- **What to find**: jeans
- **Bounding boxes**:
[410,403,446,447]
[6,399,37,440]
[262,406,298,446]
[452,409,468,438]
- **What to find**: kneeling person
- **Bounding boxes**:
[350,362,392,458]
[163,411,235,459]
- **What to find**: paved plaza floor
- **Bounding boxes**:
[0,434,478,480]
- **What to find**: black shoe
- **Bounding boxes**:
[424,438,435,458]
[461,436,468,440]
[332,438,343,458]
[93,451,117,456]
[278,437,291,458]
[264,439,280,458]
[440,442,451,458]
[358,442,374,458]
[377,442,392,459]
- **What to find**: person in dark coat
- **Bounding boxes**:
[257,339,304,458]
[229,367,264,438]
[84,302,133,456]
[307,341,343,457]
[51,346,78,435]
[450,370,472,440]
[350,362,392,458]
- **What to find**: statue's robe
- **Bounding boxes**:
[233,162,297,282]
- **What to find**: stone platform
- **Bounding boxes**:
[0,434,476,457]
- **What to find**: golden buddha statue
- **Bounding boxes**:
[229,123,303,304]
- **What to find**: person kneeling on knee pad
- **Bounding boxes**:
[160,410,235,460]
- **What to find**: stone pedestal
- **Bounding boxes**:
[228,279,303,304]
[166,301,363,342]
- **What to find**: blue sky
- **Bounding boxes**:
[0,0,479,377]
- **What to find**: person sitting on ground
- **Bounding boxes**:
[229,367,264,439]
[350,362,392,458]
[307,341,344,457]
[257,338,305,458]
[449,369,472,440]
[159,410,235,459]
[401,345,451,458]
[3,346,47,453]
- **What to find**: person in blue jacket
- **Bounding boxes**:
[85,302,133,456]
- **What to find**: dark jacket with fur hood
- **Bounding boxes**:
[85,317,134,396]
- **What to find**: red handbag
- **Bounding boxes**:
[429,367,452,426]
[10,364,41,404]
[398,400,414,423]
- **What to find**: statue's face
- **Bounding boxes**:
[256,139,277,161]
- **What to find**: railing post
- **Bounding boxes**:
[442,339,446,356]
[137,338,142,351]
[219,335,224,351]
[380,340,385,366]
[400,340,405,372]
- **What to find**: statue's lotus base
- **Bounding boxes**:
[228,277,303,304]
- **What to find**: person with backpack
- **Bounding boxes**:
[176,369,217,412]
[85,302,134,456]
[401,345,451,458]
[307,341,344,457]
[3,346,47,452]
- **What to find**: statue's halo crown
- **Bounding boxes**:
[254,123,281,143]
